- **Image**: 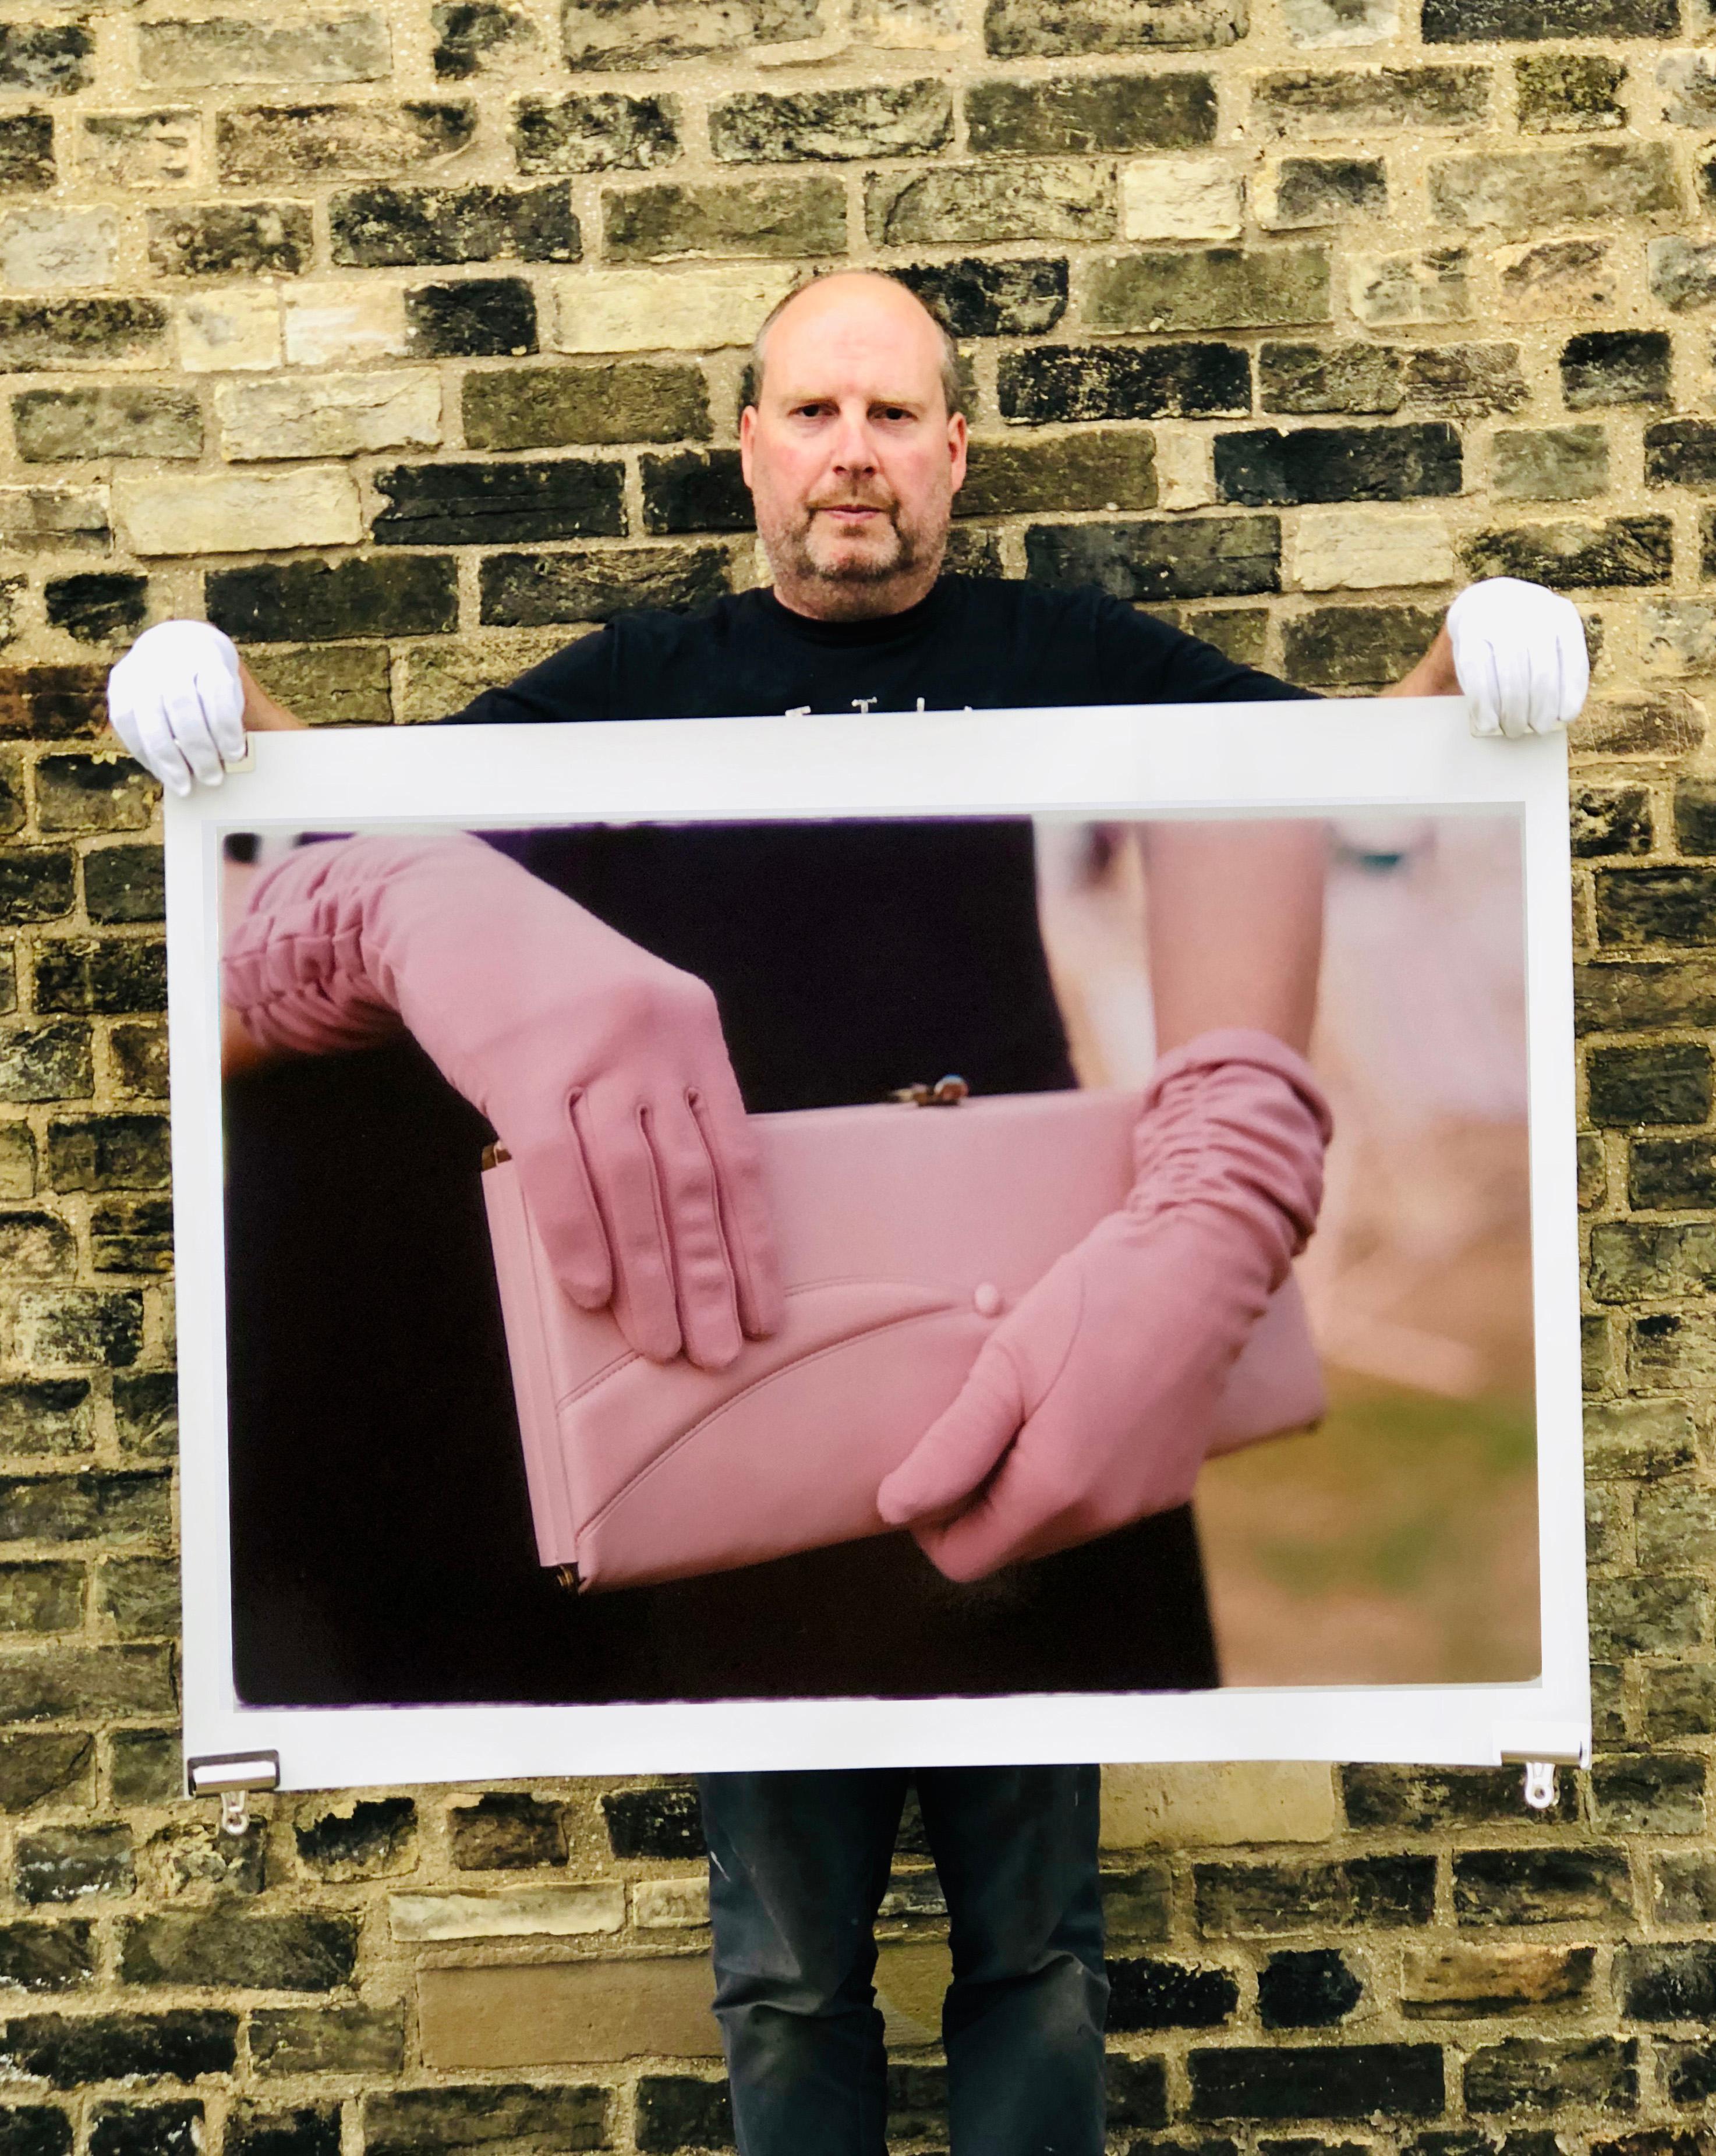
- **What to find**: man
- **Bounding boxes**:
[113,270,1587,2155]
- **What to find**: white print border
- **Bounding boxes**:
[165,697,1586,1790]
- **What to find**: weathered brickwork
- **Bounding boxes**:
[0,0,1713,2147]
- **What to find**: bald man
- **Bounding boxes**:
[115,270,1588,2156]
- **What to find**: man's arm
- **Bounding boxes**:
[107,621,302,795]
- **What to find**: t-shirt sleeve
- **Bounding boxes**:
[1090,593,1321,706]
[436,626,616,725]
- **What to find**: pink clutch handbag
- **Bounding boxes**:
[482,1086,1326,1594]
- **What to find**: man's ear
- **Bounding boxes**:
[947,409,969,495]
[738,403,756,488]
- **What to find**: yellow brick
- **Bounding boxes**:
[282,281,409,368]
[1100,1763,1337,1847]
[1287,508,1455,592]
[419,1956,722,2066]
[390,1884,625,1941]
[175,290,281,373]
[551,266,797,355]
[113,469,362,557]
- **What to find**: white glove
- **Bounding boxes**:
[1446,577,1590,741]
[107,620,247,797]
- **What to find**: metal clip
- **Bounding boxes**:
[891,1075,970,1107]
[1522,1761,1558,1812]
[220,1789,251,1836]
[186,1750,280,1836]
[553,1563,580,1592]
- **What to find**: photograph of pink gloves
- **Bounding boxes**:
[223,833,1331,1585]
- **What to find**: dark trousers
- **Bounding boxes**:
[699,1765,1107,2156]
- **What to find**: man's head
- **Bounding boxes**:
[739,271,968,623]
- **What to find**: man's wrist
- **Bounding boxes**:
[1382,623,1458,701]
[238,657,306,732]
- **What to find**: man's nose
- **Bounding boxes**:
[828,407,879,473]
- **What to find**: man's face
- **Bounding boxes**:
[740,275,968,621]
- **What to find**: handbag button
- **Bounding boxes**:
[973,1283,1003,1318]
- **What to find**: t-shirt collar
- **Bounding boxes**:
[752,576,958,649]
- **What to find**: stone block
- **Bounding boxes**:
[1424,0,1672,32]
[1597,866,1716,947]
[464,361,706,449]
[295,1797,416,1881]
[1570,782,1651,856]
[330,182,578,265]
[434,2,537,77]
[91,2101,203,2156]
[0,1211,72,1286]
[14,387,200,466]
[513,95,678,178]
[1402,343,1526,415]
[1588,1042,1711,1125]
[0,1126,36,1199]
[1593,1752,1707,1833]
[114,471,360,560]
[1574,692,1702,758]
[1154,430,1217,509]
[1195,1854,1433,1935]
[176,291,279,373]
[1287,509,1453,590]
[712,82,950,162]
[1000,342,1248,422]
[1650,1678,1716,1743]
[640,449,749,533]
[109,1027,169,1103]
[447,1791,567,1868]
[0,1563,82,1633]
[562,0,820,69]
[364,2087,609,2156]
[1464,2039,1638,2116]
[1650,238,1716,311]
[279,283,404,368]
[1500,237,1615,318]
[13,1288,147,1368]
[983,0,1246,55]
[634,2079,731,2155]
[137,16,390,86]
[1350,246,1471,325]
[0,1470,168,1541]
[250,2005,405,2077]
[1494,425,1608,500]
[1463,516,1671,589]
[1257,1949,1363,2028]
[0,1023,92,1105]
[16,1825,133,1903]
[98,1556,176,1635]
[145,203,310,279]
[1430,142,1678,234]
[216,102,476,186]
[0,852,73,925]
[207,557,458,643]
[1252,65,1489,134]
[392,1885,624,1940]
[1108,1956,1239,2031]
[1632,1137,1716,1205]
[406,277,537,357]
[1283,0,1396,40]
[1588,1222,1716,1301]
[47,578,148,650]
[243,645,394,730]
[634,1879,710,1929]
[118,1914,358,1992]
[419,1958,721,2066]
[82,849,165,925]
[1648,419,1716,489]
[0,2013,235,2089]
[0,1925,93,1997]
[0,23,90,95]
[396,631,573,723]
[0,487,105,555]
[1283,603,1442,686]
[1454,1847,1633,1927]
[868,162,1114,246]
[961,430,1155,515]
[1260,343,1402,414]
[1025,514,1280,601]
[893,257,1067,337]
[603,1783,705,1858]
[967,73,1214,153]
[215,371,440,461]
[1619,1943,1716,2022]
[1644,600,1716,674]
[553,265,795,353]
[1216,422,1460,505]
[0,1732,92,1810]
[480,544,731,626]
[0,1644,173,1722]
[0,113,54,193]
[1085,245,1328,330]
[604,179,844,261]
[372,459,624,546]
[107,1727,178,1803]
[1261,156,1385,229]
[1402,1945,1594,2017]
[1517,51,1626,130]
[1190,2046,1443,2121]
[0,208,117,289]
[77,111,199,190]
[1588,1568,1707,1652]
[1121,158,1242,240]
[226,2109,338,2156]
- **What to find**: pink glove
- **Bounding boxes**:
[875,1029,1332,1581]
[223,834,782,1373]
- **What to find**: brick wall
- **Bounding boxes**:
[0,0,1714,2147]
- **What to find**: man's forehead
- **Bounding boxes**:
[760,279,944,391]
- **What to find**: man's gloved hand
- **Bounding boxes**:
[1448,577,1590,740]
[107,620,248,796]
[223,833,783,1372]
[876,1031,1332,1581]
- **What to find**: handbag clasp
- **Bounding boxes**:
[891,1075,970,1107]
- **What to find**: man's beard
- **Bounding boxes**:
[762,495,947,616]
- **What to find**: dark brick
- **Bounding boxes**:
[45,577,148,650]
[1588,1550,1708,1650]
[711,82,950,162]
[640,451,749,536]
[962,431,1155,516]
[1253,65,1489,132]
[33,943,165,1017]
[635,2076,733,2153]
[0,1383,89,1457]
[1260,344,1403,416]
[1272,157,1385,226]
[0,299,167,373]
[1647,421,1716,491]
[1195,1856,1435,1937]
[1676,780,1716,854]
[0,1213,74,1283]
[1258,1950,1364,2029]
[0,2012,236,2088]
[1425,0,1673,34]
[603,1783,705,1860]
[110,1025,168,1103]
[331,183,578,265]
[207,557,459,643]
[0,24,91,95]
[34,755,156,833]
[983,0,1245,56]
[113,1373,177,1457]
[108,1731,179,1807]
[363,2086,608,2156]
[1463,517,1672,590]
[1403,345,1527,417]
[0,1924,92,1993]
[0,2114,69,2156]
[1284,604,1442,688]
[0,1024,92,1105]
[145,203,310,279]
[215,102,477,187]
[1588,1220,1716,1300]
[16,1825,133,1904]
[1215,422,1459,506]
[98,1556,176,1635]
[0,1642,172,1722]
[1025,515,1278,603]
[1106,2056,1172,2129]
[1593,1754,1706,1833]
[145,1816,267,1900]
[1590,1041,1711,1125]
[966,72,1213,153]
[0,852,72,927]
[1562,331,1672,410]
[1085,246,1329,333]
[1000,343,1248,424]
[1466,2039,1637,2115]
[447,1792,566,1869]
[883,2062,944,2133]
[45,1116,168,1191]
[406,277,536,358]
[0,1734,91,1812]
[0,112,54,192]
[1703,508,1716,583]
[89,2106,201,2156]
[372,460,623,547]
[464,362,707,450]
[0,665,107,741]
[10,1284,146,1367]
[1598,867,1716,948]
[433,2,532,77]
[893,257,1067,338]
[295,1797,415,1881]
[1154,606,1268,664]
[1572,783,1651,858]
[250,2004,405,2077]
[1647,1674,1716,1744]
[1190,2047,1443,2122]
[561,0,818,69]
[1107,1957,1237,2032]
[119,1913,358,1992]
[1101,1867,1172,1943]
[0,1473,169,1544]
[227,2109,338,2156]
[1664,2048,1716,2107]
[1453,1847,1633,1926]
[0,1561,81,1635]
[1575,691,1702,759]
[480,544,730,627]
[80,850,164,928]
[1517,52,1627,130]
[512,92,678,176]
[1592,2135,1712,2156]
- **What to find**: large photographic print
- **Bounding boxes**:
[168,702,1585,1785]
